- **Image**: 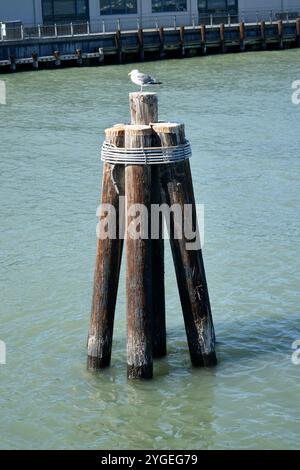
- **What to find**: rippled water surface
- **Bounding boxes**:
[0,50,299,450]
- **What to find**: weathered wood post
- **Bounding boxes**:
[260,21,266,50]
[32,52,38,69]
[296,18,300,47]
[180,26,185,57]
[129,92,166,360]
[53,50,61,67]
[87,126,125,370]
[239,22,245,51]
[115,29,122,64]
[137,28,144,62]
[220,23,226,53]
[125,124,153,379]
[200,24,207,54]
[152,123,217,367]
[277,19,284,49]
[159,27,165,59]
[10,55,16,72]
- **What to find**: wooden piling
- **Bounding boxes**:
[129,92,166,359]
[129,92,158,126]
[99,48,104,64]
[125,124,153,379]
[115,29,122,64]
[152,123,217,367]
[200,24,207,54]
[137,28,144,62]
[32,52,38,69]
[180,26,185,57]
[76,48,83,65]
[296,18,300,47]
[220,23,226,53]
[239,22,245,51]
[260,21,266,50]
[159,27,165,59]
[53,50,60,66]
[278,20,284,49]
[10,55,16,72]
[87,126,125,370]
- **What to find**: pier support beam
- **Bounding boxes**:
[87,126,125,370]
[296,18,300,47]
[260,21,266,50]
[129,92,166,359]
[239,22,245,51]
[152,123,217,367]
[138,28,144,62]
[220,23,226,53]
[125,125,153,379]
[180,26,185,57]
[278,20,284,49]
[200,24,207,55]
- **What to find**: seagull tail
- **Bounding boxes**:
[153,81,162,85]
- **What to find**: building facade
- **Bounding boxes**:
[0,1,299,28]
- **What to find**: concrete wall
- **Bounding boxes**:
[0,0,42,24]
[238,0,300,13]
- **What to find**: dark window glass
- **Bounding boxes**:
[43,0,53,17]
[53,0,76,16]
[42,0,89,22]
[100,0,137,15]
[77,0,88,15]
[198,0,237,13]
[152,0,187,13]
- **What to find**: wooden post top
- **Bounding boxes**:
[105,125,126,138]
[124,124,152,136]
[129,92,157,97]
[151,122,184,133]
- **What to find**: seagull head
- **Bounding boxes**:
[128,69,139,76]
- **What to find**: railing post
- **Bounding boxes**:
[70,22,74,36]
[286,12,289,23]
[173,15,176,30]
[192,14,195,28]
[117,18,121,31]
[256,11,259,24]
[0,23,3,42]
[102,20,105,33]
[54,23,58,37]
[87,20,90,35]
[155,17,158,30]
[210,14,213,26]
[228,14,231,26]
[21,24,24,40]
[270,10,273,24]
[137,17,140,30]
[38,24,41,38]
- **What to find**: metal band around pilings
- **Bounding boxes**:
[101,140,192,165]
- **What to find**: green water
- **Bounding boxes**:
[0,50,299,450]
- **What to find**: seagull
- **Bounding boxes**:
[128,69,162,92]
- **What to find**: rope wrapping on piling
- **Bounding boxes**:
[101,140,192,165]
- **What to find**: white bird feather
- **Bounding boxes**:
[128,69,162,92]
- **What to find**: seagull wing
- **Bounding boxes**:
[137,72,158,84]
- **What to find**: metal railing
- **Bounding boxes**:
[1,9,299,42]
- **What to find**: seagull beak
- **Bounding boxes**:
[128,72,131,76]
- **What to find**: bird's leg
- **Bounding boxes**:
[141,84,143,92]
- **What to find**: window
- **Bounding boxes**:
[198,0,238,14]
[42,0,89,23]
[152,1,187,13]
[100,0,138,15]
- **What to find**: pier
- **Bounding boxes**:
[0,18,299,73]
